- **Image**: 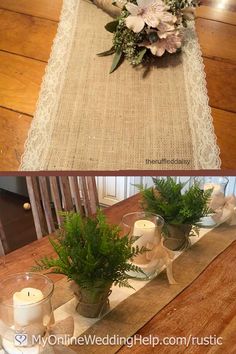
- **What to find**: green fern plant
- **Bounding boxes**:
[138,177,213,227]
[33,210,144,290]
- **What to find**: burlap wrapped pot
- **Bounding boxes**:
[163,224,192,251]
[71,281,113,318]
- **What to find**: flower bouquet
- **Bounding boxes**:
[97,0,199,73]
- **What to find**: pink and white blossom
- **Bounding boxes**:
[157,21,176,38]
[144,31,182,56]
[125,0,170,33]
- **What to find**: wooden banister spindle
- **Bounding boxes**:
[0,242,4,256]
[69,176,84,216]
[49,176,63,227]
[26,176,47,239]
[27,176,99,239]
[38,177,55,234]
[80,177,92,216]
[59,176,74,211]
[87,177,99,215]
[0,217,9,256]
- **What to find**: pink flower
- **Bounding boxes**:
[145,31,182,56]
[157,21,176,38]
[125,0,169,33]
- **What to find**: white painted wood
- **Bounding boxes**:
[225,177,236,195]
[96,176,236,206]
[96,177,127,206]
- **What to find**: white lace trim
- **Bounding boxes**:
[182,23,221,169]
[20,4,221,170]
[20,0,79,170]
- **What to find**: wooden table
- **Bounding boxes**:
[0,0,235,170]
[0,194,235,353]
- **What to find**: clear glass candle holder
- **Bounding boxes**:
[194,177,229,195]
[0,273,54,354]
[194,177,229,228]
[121,212,164,280]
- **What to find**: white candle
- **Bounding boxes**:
[204,183,221,195]
[133,220,156,242]
[133,220,156,264]
[13,288,44,327]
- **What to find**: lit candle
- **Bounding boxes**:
[133,220,156,264]
[13,288,44,327]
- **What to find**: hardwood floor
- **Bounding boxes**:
[0,0,235,170]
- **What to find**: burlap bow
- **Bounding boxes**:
[211,195,236,226]
[146,238,177,284]
[91,0,124,17]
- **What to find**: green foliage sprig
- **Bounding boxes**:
[138,177,212,226]
[166,0,200,15]
[33,210,144,289]
[98,8,147,72]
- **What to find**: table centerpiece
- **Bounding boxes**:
[33,211,144,318]
[138,177,213,250]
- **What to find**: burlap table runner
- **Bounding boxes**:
[20,0,221,170]
[49,225,236,353]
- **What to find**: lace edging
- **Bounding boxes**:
[182,22,221,169]
[20,0,79,170]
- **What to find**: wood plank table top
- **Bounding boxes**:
[0,194,235,353]
[0,1,235,170]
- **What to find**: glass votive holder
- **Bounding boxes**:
[121,212,164,280]
[194,177,229,227]
[0,272,54,354]
[194,177,229,195]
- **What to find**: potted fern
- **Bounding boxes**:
[139,178,212,251]
[33,210,143,318]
